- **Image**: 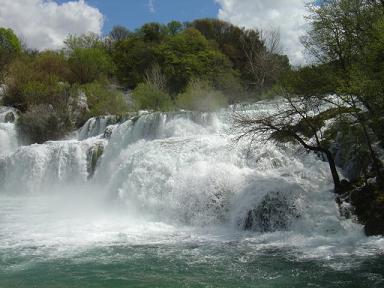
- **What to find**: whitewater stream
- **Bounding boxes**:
[0,104,383,287]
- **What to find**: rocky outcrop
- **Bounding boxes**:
[337,182,384,236]
[86,143,104,179]
[242,191,300,232]
[329,131,368,182]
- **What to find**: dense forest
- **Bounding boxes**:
[1,0,384,235]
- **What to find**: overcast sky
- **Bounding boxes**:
[0,0,309,65]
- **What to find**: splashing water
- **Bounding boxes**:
[0,105,383,287]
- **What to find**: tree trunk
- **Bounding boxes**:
[325,150,341,192]
[292,134,341,192]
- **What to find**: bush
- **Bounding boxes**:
[17,104,72,144]
[132,82,173,111]
[0,28,21,70]
[176,80,227,111]
[81,81,129,116]
[68,48,114,84]
[33,51,72,82]
[3,53,72,111]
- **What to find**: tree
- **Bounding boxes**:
[139,22,166,43]
[81,81,129,116]
[0,28,21,71]
[302,0,384,186]
[3,52,72,111]
[191,19,289,93]
[64,33,103,53]
[68,48,114,84]
[166,21,183,36]
[156,28,235,94]
[132,82,173,111]
[234,92,344,192]
[240,29,289,93]
[109,25,131,41]
[112,37,157,88]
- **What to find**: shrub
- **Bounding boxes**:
[68,48,114,84]
[17,104,73,144]
[176,79,227,111]
[81,81,129,116]
[3,53,72,111]
[132,82,173,111]
[0,28,21,70]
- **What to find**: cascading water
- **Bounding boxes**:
[0,107,18,156]
[0,104,383,287]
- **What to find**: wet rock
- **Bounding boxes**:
[4,111,15,123]
[350,184,384,236]
[365,213,384,236]
[243,191,300,232]
[87,143,104,179]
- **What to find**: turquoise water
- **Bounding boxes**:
[1,241,384,287]
[1,196,384,288]
[1,109,384,287]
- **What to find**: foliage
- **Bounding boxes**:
[68,48,114,84]
[112,37,157,88]
[190,19,289,92]
[156,28,235,94]
[233,93,342,190]
[176,79,227,111]
[139,22,167,43]
[0,28,21,71]
[132,82,173,111]
[166,21,184,36]
[1,18,295,142]
[109,25,131,41]
[17,104,73,144]
[64,33,103,52]
[81,81,129,116]
[3,53,72,111]
[281,64,339,96]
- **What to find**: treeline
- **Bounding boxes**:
[0,19,289,143]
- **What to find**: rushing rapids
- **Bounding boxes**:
[0,104,384,287]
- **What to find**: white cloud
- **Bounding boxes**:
[215,0,309,66]
[0,0,104,50]
[148,0,156,14]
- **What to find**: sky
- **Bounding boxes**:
[0,0,310,65]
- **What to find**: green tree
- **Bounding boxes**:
[64,32,103,52]
[69,48,114,84]
[3,52,72,110]
[109,25,131,41]
[112,37,158,88]
[139,22,166,43]
[166,21,183,36]
[81,81,129,116]
[132,82,173,111]
[302,0,384,185]
[234,93,344,192]
[156,28,235,94]
[0,28,21,71]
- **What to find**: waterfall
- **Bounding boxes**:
[3,102,384,283]
[0,107,18,156]
[0,105,352,233]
